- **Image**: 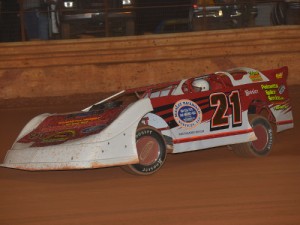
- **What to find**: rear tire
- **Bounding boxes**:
[125,126,167,175]
[232,115,274,158]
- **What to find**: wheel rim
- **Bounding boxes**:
[252,124,268,152]
[136,136,160,166]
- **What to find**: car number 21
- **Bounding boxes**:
[209,90,242,131]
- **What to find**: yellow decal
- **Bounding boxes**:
[42,130,76,143]
[261,84,278,90]
[274,105,288,110]
[58,117,101,126]
[249,71,263,82]
[262,84,285,101]
[276,72,283,79]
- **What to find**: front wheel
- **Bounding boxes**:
[232,115,274,157]
[125,126,167,175]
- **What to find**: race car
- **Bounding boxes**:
[1,66,294,175]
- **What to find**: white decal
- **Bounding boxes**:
[245,89,258,96]
[173,99,202,129]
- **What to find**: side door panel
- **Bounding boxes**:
[151,88,254,153]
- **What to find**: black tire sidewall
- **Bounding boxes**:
[249,116,273,156]
[130,127,166,175]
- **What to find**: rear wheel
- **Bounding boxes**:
[232,115,274,157]
[125,126,167,175]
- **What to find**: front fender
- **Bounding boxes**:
[1,98,154,171]
[99,98,153,141]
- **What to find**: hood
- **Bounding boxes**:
[17,107,125,148]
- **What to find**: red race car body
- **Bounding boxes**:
[1,67,294,175]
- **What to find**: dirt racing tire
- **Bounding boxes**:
[232,115,274,158]
[125,126,167,175]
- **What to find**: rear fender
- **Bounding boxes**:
[261,66,293,132]
[247,67,293,132]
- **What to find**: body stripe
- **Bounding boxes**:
[152,97,209,114]
[276,120,293,125]
[173,128,253,144]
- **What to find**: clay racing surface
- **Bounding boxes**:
[0,86,299,225]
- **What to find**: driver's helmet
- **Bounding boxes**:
[192,79,210,92]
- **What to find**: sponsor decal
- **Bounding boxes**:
[261,83,285,101]
[278,85,286,94]
[173,99,202,129]
[136,129,153,138]
[141,159,163,173]
[276,72,283,79]
[174,128,253,144]
[58,117,101,126]
[261,84,278,90]
[268,95,284,101]
[274,105,288,111]
[249,71,263,82]
[245,89,259,96]
[179,130,204,136]
[266,128,273,151]
[261,84,285,101]
[81,125,106,134]
[265,90,276,95]
[42,130,76,143]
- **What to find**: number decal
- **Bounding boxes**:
[210,91,242,131]
[210,93,229,130]
[229,91,242,127]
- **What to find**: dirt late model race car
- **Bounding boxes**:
[1,67,294,175]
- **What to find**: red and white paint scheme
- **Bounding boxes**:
[1,67,294,175]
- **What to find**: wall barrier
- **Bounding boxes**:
[0,25,299,99]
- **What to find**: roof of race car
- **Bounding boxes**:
[83,67,269,112]
[125,67,268,96]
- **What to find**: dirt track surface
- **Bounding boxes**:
[0,86,299,225]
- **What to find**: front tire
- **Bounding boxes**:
[232,115,274,157]
[126,126,167,175]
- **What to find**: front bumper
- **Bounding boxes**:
[0,141,138,171]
